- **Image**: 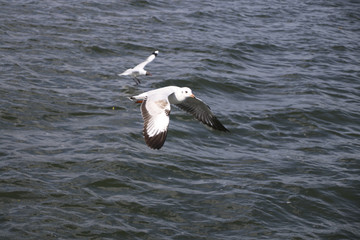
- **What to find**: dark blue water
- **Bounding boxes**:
[1,0,360,239]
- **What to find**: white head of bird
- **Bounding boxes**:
[174,87,195,102]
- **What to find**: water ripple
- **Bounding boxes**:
[1,0,360,239]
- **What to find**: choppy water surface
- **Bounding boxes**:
[1,0,360,239]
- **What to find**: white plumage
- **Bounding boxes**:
[130,86,229,149]
[118,51,158,84]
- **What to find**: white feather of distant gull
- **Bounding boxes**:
[129,86,229,149]
[118,50,158,84]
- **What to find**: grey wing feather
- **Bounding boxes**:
[175,97,229,132]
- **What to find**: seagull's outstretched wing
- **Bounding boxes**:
[118,68,134,76]
[175,97,229,132]
[134,51,158,71]
[141,97,170,149]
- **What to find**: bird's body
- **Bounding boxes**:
[118,51,158,84]
[130,86,229,149]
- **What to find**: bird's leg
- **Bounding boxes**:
[133,77,141,85]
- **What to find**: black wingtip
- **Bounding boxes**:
[223,127,230,133]
[211,117,230,132]
[217,125,230,132]
[144,131,167,150]
[152,51,159,56]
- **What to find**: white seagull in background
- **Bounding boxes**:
[130,86,229,149]
[118,50,159,85]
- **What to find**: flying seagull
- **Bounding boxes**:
[130,86,229,149]
[118,50,159,85]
